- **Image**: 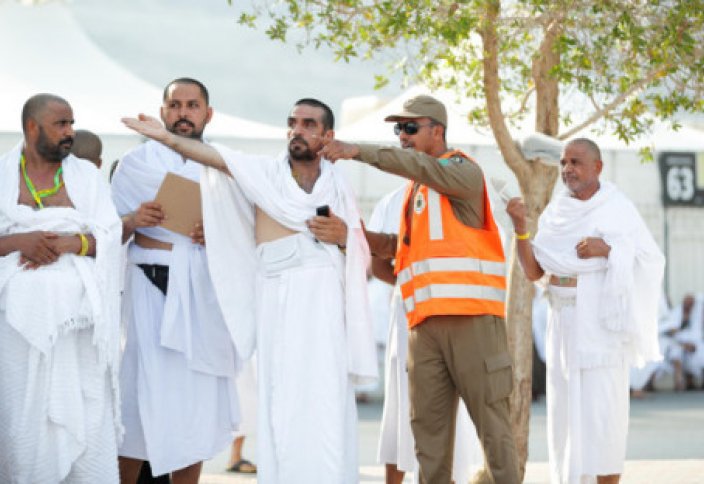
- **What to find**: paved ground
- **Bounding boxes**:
[199,391,704,483]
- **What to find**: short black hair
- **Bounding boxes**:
[567,137,602,162]
[21,93,69,134]
[294,98,334,130]
[163,78,210,105]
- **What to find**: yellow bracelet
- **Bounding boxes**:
[515,231,531,240]
[77,233,89,256]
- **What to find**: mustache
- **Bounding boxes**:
[59,136,73,147]
[289,135,309,147]
[173,119,195,129]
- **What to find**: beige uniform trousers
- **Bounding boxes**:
[408,314,519,484]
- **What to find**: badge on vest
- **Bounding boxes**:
[414,191,426,214]
[437,154,465,166]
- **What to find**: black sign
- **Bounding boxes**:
[659,152,704,207]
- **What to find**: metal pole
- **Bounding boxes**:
[663,205,670,300]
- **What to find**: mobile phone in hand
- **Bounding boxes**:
[316,205,330,217]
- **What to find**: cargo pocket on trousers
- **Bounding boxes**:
[484,351,514,404]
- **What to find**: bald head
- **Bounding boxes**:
[565,138,601,163]
[71,130,103,168]
[560,137,603,200]
[21,94,70,134]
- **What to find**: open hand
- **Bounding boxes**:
[122,114,170,143]
[133,201,165,228]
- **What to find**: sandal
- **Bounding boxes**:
[227,459,257,474]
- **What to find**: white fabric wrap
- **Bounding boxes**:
[111,141,236,376]
[202,144,377,384]
[0,142,123,437]
[533,182,665,368]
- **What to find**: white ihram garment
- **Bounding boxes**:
[111,141,239,475]
[372,187,483,482]
[629,294,670,391]
[362,187,405,395]
[199,145,377,484]
[533,182,664,484]
[671,294,704,378]
[0,144,122,484]
[233,356,257,439]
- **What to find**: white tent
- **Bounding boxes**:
[0,2,285,164]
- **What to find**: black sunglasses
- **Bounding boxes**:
[393,121,434,136]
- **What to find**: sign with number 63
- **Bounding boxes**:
[659,152,704,207]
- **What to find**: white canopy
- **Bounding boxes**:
[0,2,284,139]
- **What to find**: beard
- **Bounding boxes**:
[36,127,72,163]
[168,118,204,140]
[288,136,317,162]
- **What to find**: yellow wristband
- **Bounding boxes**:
[515,231,531,240]
[77,233,89,256]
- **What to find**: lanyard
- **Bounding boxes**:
[20,154,63,209]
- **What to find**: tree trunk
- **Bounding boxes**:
[480,4,562,479]
[505,160,558,478]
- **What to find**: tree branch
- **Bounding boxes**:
[558,66,666,140]
[481,1,529,180]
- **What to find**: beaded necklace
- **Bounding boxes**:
[20,153,63,209]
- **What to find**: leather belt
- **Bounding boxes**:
[549,275,577,287]
[135,232,173,251]
[137,264,169,295]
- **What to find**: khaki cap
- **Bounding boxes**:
[384,94,447,127]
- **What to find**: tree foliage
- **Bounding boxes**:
[231,0,704,142]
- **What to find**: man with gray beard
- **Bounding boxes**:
[0,94,122,483]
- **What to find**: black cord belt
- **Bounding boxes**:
[137,264,169,295]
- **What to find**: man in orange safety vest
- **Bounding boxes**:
[320,94,519,484]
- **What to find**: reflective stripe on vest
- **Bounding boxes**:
[403,283,506,312]
[397,257,506,284]
[428,189,443,240]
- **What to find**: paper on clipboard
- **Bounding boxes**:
[154,172,202,236]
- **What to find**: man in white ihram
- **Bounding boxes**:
[506,138,665,484]
[112,78,240,483]
[0,94,122,483]
[122,97,377,484]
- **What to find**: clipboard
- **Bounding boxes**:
[154,172,202,236]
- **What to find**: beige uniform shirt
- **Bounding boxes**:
[356,144,486,258]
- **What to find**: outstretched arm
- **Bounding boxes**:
[122,114,231,175]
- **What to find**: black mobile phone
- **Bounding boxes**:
[316,205,330,217]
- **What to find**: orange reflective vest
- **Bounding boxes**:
[394,150,506,328]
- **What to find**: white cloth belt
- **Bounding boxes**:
[257,233,334,276]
